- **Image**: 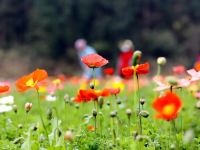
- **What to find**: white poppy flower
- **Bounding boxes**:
[0,105,13,113]
[0,96,14,105]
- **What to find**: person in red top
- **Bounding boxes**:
[117,40,134,77]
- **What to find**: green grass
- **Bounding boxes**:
[0,83,200,150]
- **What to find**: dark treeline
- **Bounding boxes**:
[0,0,199,75]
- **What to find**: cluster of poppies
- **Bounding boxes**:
[0,51,199,130]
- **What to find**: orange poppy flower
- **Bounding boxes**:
[0,82,10,93]
[109,88,120,95]
[81,53,108,68]
[152,92,182,121]
[75,89,110,103]
[122,63,150,78]
[103,67,114,76]
[16,69,48,92]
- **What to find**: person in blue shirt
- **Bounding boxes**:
[74,39,102,79]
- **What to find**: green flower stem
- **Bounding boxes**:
[136,74,142,135]
[112,117,116,144]
[52,107,59,142]
[157,64,161,76]
[36,90,50,145]
[92,68,96,88]
[171,120,179,148]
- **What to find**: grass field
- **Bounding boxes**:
[0,80,200,150]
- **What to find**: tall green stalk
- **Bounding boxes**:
[36,90,49,145]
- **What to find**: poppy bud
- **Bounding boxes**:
[126,109,132,117]
[31,124,38,131]
[25,102,32,113]
[166,76,178,86]
[47,108,53,120]
[157,57,167,65]
[64,94,70,103]
[132,50,142,66]
[92,109,97,117]
[18,124,23,129]
[196,101,200,109]
[70,97,75,105]
[183,129,194,144]
[136,135,149,142]
[170,144,176,150]
[133,131,138,140]
[13,105,18,113]
[98,96,104,109]
[75,104,80,109]
[140,98,146,105]
[106,101,110,106]
[39,134,45,142]
[64,94,69,100]
[64,130,73,141]
[139,110,149,118]
[116,99,121,105]
[58,129,62,137]
[110,110,117,118]
[89,82,95,89]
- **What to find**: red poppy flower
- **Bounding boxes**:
[122,63,150,78]
[75,89,110,103]
[16,69,48,92]
[81,54,108,68]
[103,67,114,76]
[109,88,120,95]
[172,66,185,74]
[152,92,182,121]
[0,82,9,94]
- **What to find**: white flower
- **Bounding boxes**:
[0,105,13,113]
[0,96,14,105]
[46,95,57,102]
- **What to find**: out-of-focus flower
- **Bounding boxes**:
[0,105,13,113]
[46,95,57,101]
[122,63,150,78]
[187,69,200,82]
[109,88,120,95]
[0,96,14,105]
[153,77,191,92]
[194,61,200,71]
[46,78,64,95]
[194,92,200,99]
[152,92,182,121]
[173,65,185,75]
[111,77,125,91]
[103,67,114,76]
[81,54,108,68]
[75,89,110,103]
[15,69,48,92]
[0,82,10,94]
[87,125,95,132]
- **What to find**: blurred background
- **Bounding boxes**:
[0,0,199,78]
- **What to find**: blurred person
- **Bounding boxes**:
[117,40,134,77]
[75,39,102,79]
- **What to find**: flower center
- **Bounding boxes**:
[26,78,37,87]
[163,104,175,116]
